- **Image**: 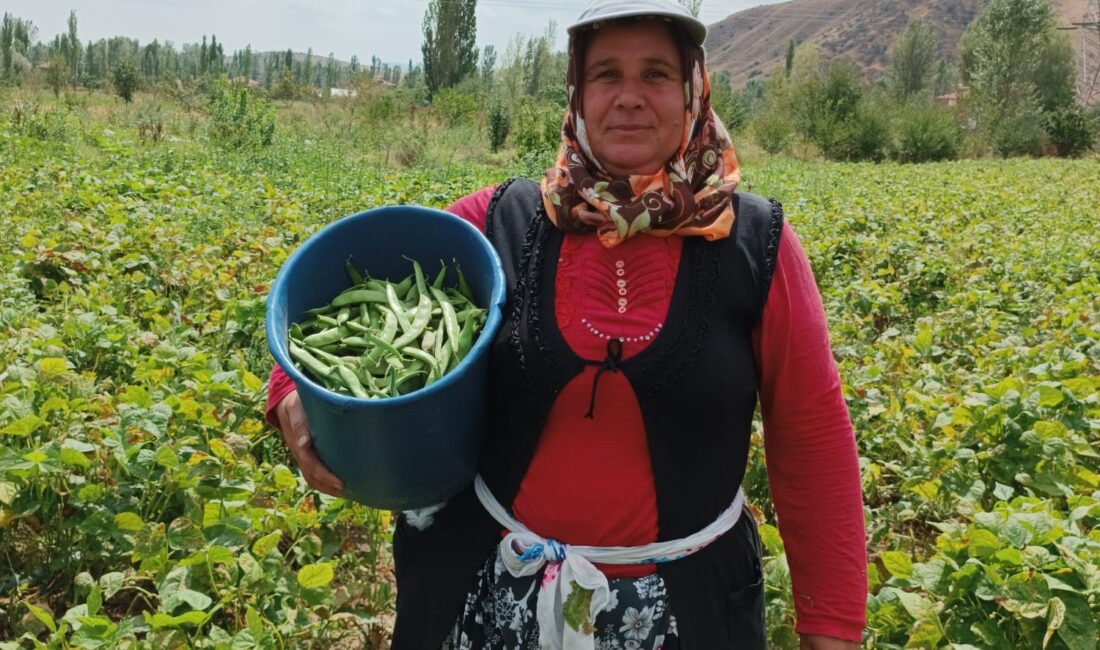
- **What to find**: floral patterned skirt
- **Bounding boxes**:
[442,549,680,650]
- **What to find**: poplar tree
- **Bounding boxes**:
[421,0,477,97]
[890,21,938,100]
[66,10,79,83]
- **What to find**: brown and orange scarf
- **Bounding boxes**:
[541,21,741,249]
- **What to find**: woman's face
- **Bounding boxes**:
[581,21,685,179]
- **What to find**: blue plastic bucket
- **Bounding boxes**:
[265,206,505,510]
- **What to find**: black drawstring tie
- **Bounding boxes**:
[584,338,623,419]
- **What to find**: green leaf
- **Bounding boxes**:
[968,528,1001,558]
[1043,596,1065,649]
[880,550,913,579]
[25,602,57,633]
[758,523,784,555]
[59,447,91,468]
[2,415,42,437]
[99,572,124,599]
[113,512,144,533]
[0,482,17,505]
[1055,591,1097,650]
[993,482,1015,501]
[911,560,945,591]
[37,357,68,375]
[175,588,212,611]
[87,587,102,617]
[154,445,179,469]
[296,562,334,589]
[252,531,282,557]
[1036,384,1064,408]
[145,610,207,628]
[273,466,298,490]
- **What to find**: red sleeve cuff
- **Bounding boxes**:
[265,365,296,430]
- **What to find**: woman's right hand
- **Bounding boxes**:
[275,390,345,498]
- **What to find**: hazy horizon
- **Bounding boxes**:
[3,0,785,67]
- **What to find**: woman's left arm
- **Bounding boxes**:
[751,222,867,645]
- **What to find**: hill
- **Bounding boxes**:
[704,0,1093,89]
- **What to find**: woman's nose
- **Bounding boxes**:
[614,76,646,110]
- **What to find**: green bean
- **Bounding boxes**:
[455,312,476,363]
[432,263,447,290]
[386,284,413,332]
[401,346,439,372]
[393,274,414,299]
[392,293,432,349]
[420,330,436,353]
[336,365,369,398]
[303,326,348,347]
[411,258,428,299]
[345,257,364,286]
[289,258,488,398]
[456,263,475,304]
[361,333,403,359]
[344,319,369,334]
[435,340,452,376]
[289,342,333,380]
[331,289,387,308]
[431,287,462,351]
[376,307,398,344]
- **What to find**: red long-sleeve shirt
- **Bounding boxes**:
[266,186,867,641]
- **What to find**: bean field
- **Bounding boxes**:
[0,92,1097,649]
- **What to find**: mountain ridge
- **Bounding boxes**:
[703,0,1093,89]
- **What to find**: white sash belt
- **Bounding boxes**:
[473,474,746,650]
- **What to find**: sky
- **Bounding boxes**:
[4,0,785,66]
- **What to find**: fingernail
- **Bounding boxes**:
[297,434,309,448]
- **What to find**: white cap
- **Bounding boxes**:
[568,0,707,46]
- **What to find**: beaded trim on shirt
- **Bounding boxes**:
[580,318,664,343]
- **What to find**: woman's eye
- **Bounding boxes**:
[645,70,670,81]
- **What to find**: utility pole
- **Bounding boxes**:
[1063,0,1100,105]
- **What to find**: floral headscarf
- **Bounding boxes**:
[541,18,741,249]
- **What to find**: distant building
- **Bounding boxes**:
[330,88,358,98]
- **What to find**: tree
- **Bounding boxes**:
[785,39,795,78]
[421,0,478,98]
[959,0,1077,154]
[112,59,138,102]
[302,47,313,87]
[46,52,66,97]
[890,21,938,100]
[481,44,496,90]
[1,13,14,79]
[66,10,79,83]
[200,35,208,74]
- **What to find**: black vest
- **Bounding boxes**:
[391,179,784,649]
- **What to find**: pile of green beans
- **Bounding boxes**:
[287,257,486,399]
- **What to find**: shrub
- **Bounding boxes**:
[206,80,276,149]
[751,109,794,154]
[432,88,479,127]
[812,102,889,162]
[512,99,562,157]
[993,106,1045,157]
[1044,104,1095,157]
[488,103,510,152]
[893,104,960,163]
[9,101,69,142]
[111,60,139,103]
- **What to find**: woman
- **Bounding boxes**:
[267,1,866,648]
